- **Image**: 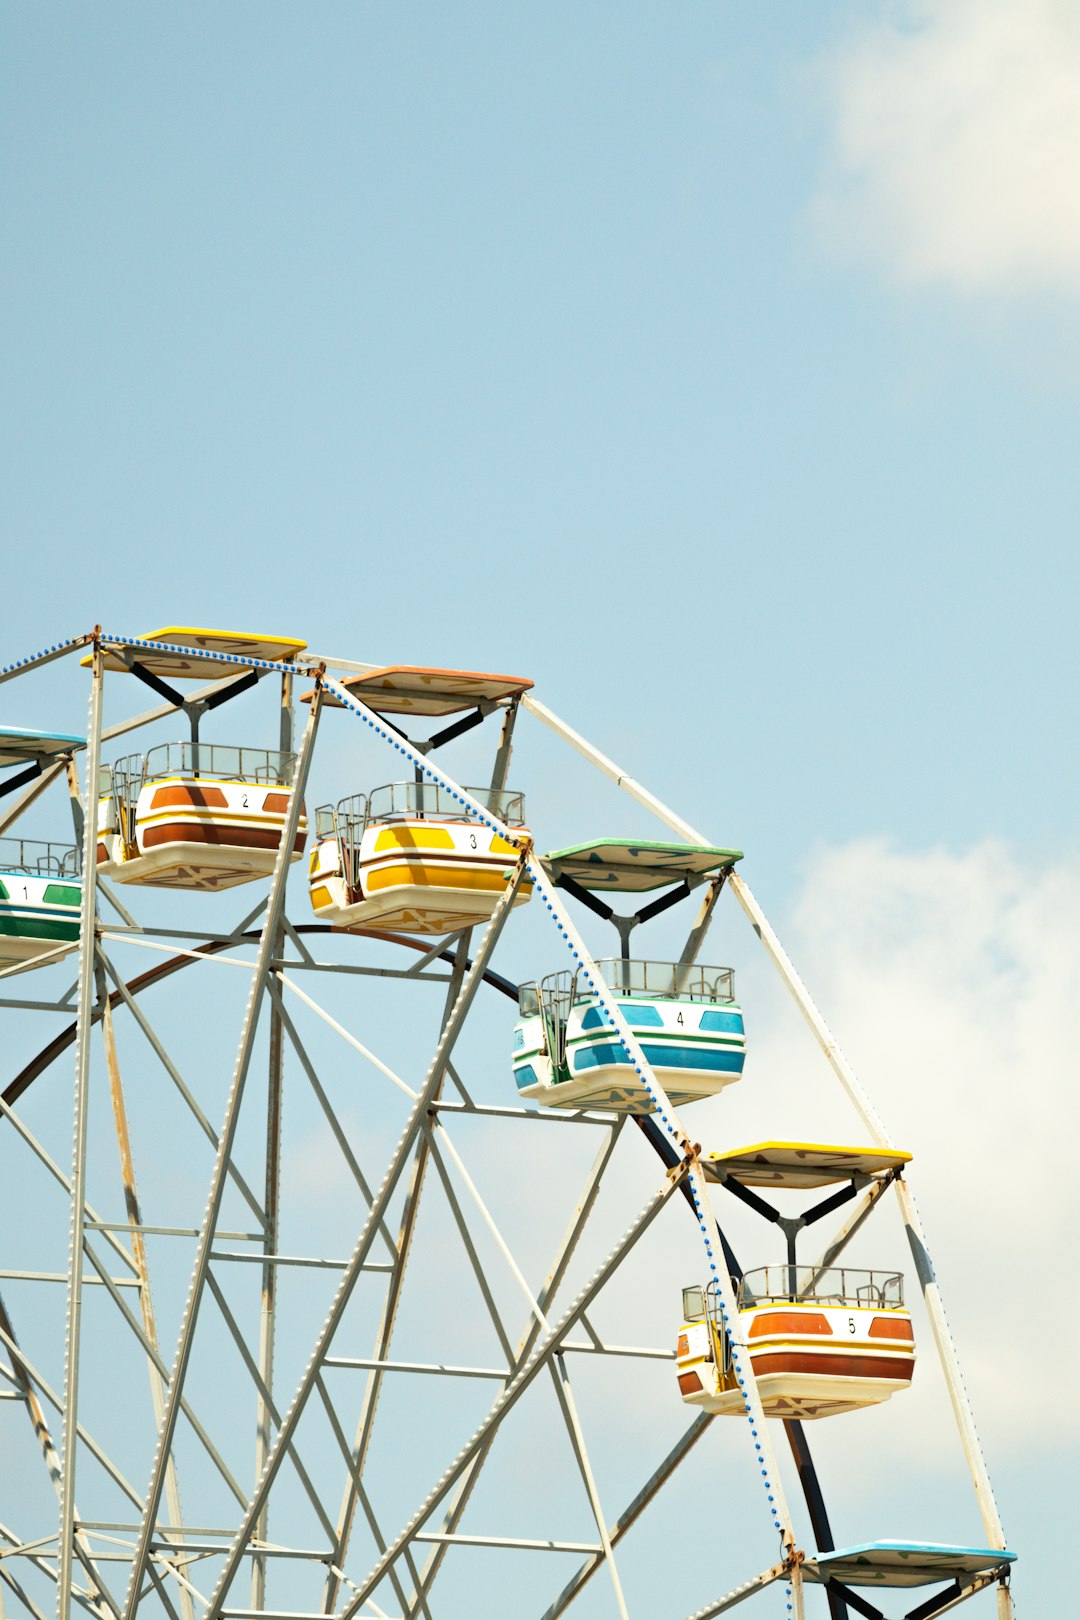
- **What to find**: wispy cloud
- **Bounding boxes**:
[812,0,1080,293]
[776,835,1080,1449]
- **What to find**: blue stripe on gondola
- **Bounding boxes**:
[699,1009,744,1033]
[581,1002,664,1031]
[572,1042,745,1075]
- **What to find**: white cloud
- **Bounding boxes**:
[775,836,1080,1451]
[812,0,1080,292]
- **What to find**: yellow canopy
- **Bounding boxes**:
[88,628,307,679]
[702,1141,911,1190]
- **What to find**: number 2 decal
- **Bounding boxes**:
[242,793,249,808]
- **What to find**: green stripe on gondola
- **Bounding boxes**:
[43,883,80,906]
[0,915,80,941]
[565,1030,743,1049]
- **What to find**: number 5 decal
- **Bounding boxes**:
[848,1316,856,1335]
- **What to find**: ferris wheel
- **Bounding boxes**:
[0,628,1015,1620]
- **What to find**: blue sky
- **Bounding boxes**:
[4,3,1078,883]
[1,3,1076,1614]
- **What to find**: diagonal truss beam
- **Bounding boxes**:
[100,1000,195,1620]
[120,681,325,1620]
[341,1165,686,1619]
[98,951,267,1228]
[402,1118,625,1617]
[539,1411,714,1620]
[59,642,104,1619]
[323,678,801,1584]
[320,941,474,1613]
[199,857,530,1619]
[682,1563,789,1618]
[547,1354,629,1620]
[0,1296,120,1619]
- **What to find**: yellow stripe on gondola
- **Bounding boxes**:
[374,826,455,852]
[365,863,526,895]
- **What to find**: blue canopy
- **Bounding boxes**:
[0,728,86,769]
[804,1540,1016,1589]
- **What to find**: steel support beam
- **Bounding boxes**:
[403,1120,624,1617]
[250,670,295,1611]
[59,642,104,1620]
[201,860,528,1619]
[341,1166,685,1620]
[540,1411,713,1620]
[0,1296,119,1618]
[121,681,325,1620]
[0,759,68,837]
[0,633,96,689]
[320,942,474,1612]
[682,1563,789,1619]
[547,1355,630,1620]
[100,1001,195,1620]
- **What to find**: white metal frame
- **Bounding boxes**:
[0,631,1012,1620]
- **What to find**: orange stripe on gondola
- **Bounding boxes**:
[142,823,305,853]
[150,785,229,809]
[869,1315,914,1340]
[748,1312,831,1338]
[750,1350,914,1381]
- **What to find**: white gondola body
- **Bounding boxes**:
[513,994,746,1113]
[0,870,82,967]
[675,1300,915,1421]
[308,821,531,936]
[97,778,306,891]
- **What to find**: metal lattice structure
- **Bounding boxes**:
[0,630,1014,1620]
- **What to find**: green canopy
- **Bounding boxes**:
[543,838,742,894]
